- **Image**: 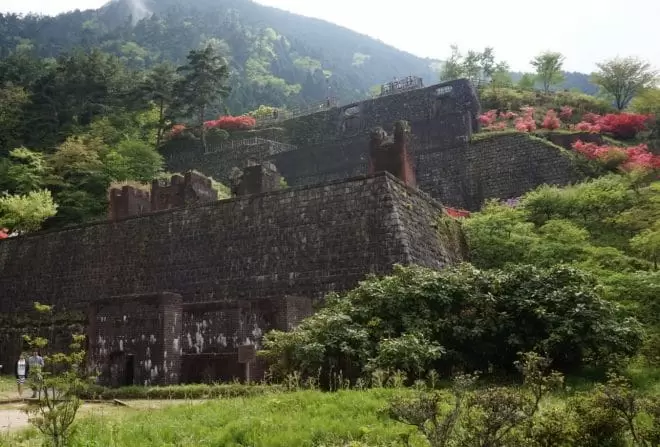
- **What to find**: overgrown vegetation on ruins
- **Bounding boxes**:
[1,1,660,445]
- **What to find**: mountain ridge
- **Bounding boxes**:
[0,0,596,111]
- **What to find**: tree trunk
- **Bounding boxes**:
[200,106,207,152]
[156,99,164,148]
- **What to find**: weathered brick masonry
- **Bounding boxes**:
[0,173,456,382]
[162,79,585,210]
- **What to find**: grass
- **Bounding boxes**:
[0,376,16,400]
[3,388,421,447]
[2,366,658,446]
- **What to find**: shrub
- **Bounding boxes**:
[262,264,642,381]
[572,141,660,172]
[541,110,561,130]
[77,383,283,400]
[204,115,256,130]
[599,113,652,140]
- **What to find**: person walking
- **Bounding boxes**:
[27,350,44,398]
[15,353,30,397]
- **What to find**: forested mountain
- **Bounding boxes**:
[0,0,441,112]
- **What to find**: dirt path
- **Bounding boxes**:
[0,399,204,432]
[0,407,29,431]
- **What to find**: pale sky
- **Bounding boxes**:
[2,0,659,73]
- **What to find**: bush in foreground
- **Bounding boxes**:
[262,264,642,382]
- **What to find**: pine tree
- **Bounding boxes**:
[174,45,231,150]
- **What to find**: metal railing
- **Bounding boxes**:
[205,137,298,155]
[254,98,339,127]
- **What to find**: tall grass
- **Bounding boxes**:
[67,389,417,446]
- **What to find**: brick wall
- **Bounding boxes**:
[160,80,582,210]
[87,292,182,386]
[0,172,456,314]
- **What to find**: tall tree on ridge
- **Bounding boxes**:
[174,45,231,151]
[592,57,658,110]
[531,51,565,94]
[136,63,178,147]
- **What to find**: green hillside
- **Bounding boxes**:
[0,0,440,112]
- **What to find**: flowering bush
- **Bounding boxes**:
[559,106,573,120]
[598,113,651,140]
[445,207,471,218]
[513,106,537,132]
[165,124,187,140]
[572,140,660,172]
[541,110,561,130]
[573,121,602,133]
[478,110,498,127]
[204,115,256,130]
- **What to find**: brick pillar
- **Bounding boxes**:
[235,162,283,196]
[108,186,151,221]
[368,121,416,187]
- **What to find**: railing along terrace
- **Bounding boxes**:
[205,137,298,155]
[254,98,339,127]
[380,76,424,97]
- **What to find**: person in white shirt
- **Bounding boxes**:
[15,353,30,397]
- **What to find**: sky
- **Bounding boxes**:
[2,0,659,73]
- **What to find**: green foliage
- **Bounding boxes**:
[0,83,29,153]
[263,264,641,381]
[0,189,57,232]
[0,147,47,194]
[438,45,508,86]
[77,383,284,400]
[517,73,537,91]
[22,302,89,447]
[464,175,659,356]
[630,87,660,116]
[9,388,419,446]
[389,353,564,447]
[530,51,565,93]
[174,45,231,149]
[104,140,164,183]
[592,57,658,110]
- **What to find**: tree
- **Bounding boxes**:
[136,63,178,147]
[530,51,565,93]
[23,302,88,447]
[630,87,660,116]
[439,45,465,82]
[439,46,509,87]
[0,83,29,153]
[104,140,164,182]
[0,189,58,233]
[592,57,658,111]
[263,264,641,381]
[517,73,537,91]
[631,225,660,270]
[0,147,48,194]
[174,45,231,151]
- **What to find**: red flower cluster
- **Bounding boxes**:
[515,106,536,132]
[541,110,561,130]
[445,207,471,218]
[574,121,602,133]
[478,110,498,127]
[572,113,651,139]
[598,113,652,140]
[572,140,660,172]
[204,115,256,130]
[169,124,186,136]
[559,106,573,120]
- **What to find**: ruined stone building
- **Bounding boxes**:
[0,78,587,386]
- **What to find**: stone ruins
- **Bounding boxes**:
[0,78,586,386]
